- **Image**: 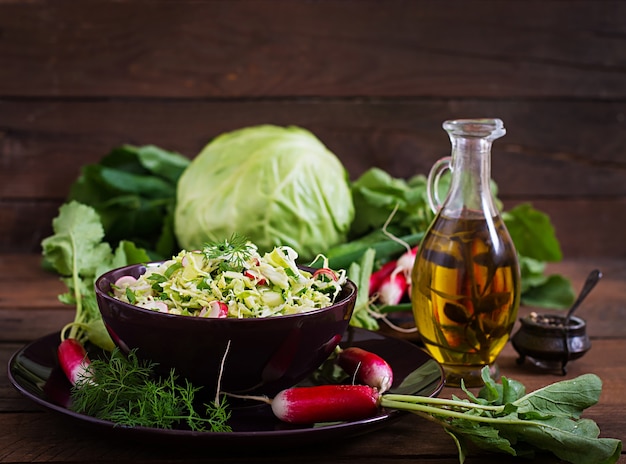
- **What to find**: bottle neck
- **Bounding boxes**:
[443,133,497,218]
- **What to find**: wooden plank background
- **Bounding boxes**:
[1,0,625,258]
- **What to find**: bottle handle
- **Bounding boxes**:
[427,156,451,213]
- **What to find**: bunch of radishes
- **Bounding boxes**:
[368,246,418,307]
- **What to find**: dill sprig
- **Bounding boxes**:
[202,234,255,271]
[70,349,232,432]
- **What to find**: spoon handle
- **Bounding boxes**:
[565,269,602,323]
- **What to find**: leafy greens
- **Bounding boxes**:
[41,201,151,350]
[380,367,622,464]
[325,167,575,329]
[68,144,190,260]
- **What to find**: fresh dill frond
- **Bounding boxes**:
[71,348,231,432]
[202,234,255,271]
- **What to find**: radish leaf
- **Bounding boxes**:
[41,201,151,350]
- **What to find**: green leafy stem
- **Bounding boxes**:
[378,367,622,464]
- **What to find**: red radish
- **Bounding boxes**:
[395,246,418,293]
[396,246,418,278]
[312,268,338,282]
[112,275,138,299]
[114,275,137,287]
[271,385,380,424]
[369,260,397,295]
[370,247,418,305]
[145,300,169,312]
[57,338,92,386]
[336,347,394,393]
[244,270,267,286]
[377,271,408,306]
[207,301,228,318]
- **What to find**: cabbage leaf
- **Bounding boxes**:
[174,125,354,262]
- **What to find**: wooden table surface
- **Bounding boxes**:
[1,255,624,464]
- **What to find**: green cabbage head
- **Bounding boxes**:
[174,125,354,261]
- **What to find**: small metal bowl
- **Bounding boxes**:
[511,313,590,375]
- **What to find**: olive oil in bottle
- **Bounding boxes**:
[411,213,520,386]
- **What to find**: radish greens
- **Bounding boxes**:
[380,367,621,464]
[41,201,151,350]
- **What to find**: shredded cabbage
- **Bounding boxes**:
[111,238,347,318]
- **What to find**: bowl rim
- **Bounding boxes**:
[518,313,586,332]
[95,261,357,323]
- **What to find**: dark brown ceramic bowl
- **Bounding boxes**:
[95,262,356,397]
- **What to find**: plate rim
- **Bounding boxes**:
[8,328,445,446]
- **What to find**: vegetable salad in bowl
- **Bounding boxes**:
[111,236,347,319]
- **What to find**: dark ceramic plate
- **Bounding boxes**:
[8,327,444,447]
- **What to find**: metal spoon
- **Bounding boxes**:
[564,269,602,326]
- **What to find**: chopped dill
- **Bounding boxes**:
[202,234,255,271]
[71,349,231,432]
